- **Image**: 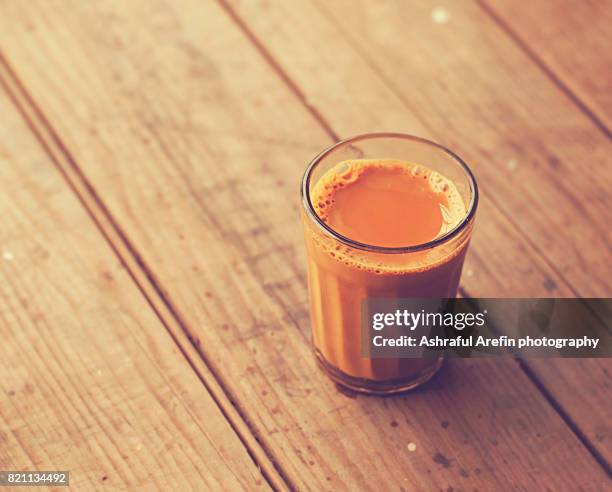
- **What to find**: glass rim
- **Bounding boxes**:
[301,132,479,254]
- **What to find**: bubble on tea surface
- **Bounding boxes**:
[336,161,350,174]
[439,204,452,224]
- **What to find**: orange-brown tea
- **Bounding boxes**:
[302,156,475,393]
[312,159,465,247]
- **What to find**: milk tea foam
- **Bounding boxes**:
[303,159,473,387]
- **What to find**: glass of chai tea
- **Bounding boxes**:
[301,133,478,394]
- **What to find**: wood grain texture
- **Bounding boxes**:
[0,0,609,490]
[481,0,612,133]
[220,0,612,465]
[0,84,269,490]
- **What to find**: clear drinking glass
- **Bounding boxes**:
[301,133,478,394]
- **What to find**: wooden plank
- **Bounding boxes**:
[0,0,609,489]
[0,85,270,490]
[480,0,612,134]
[218,0,612,465]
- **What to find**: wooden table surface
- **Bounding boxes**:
[0,1,610,490]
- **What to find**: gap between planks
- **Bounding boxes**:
[474,0,611,140]
[215,0,339,143]
[212,0,612,477]
[0,53,292,492]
